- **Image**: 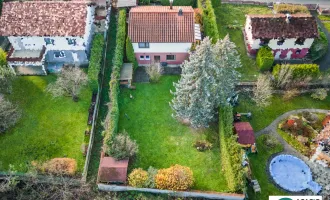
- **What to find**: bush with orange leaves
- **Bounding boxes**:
[155,164,194,191]
[32,158,77,176]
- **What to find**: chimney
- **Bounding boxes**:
[178,7,183,16]
[170,0,173,10]
[285,13,291,24]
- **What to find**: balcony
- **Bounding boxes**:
[7,46,46,62]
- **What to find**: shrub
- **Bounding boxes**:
[128,168,148,187]
[273,4,309,14]
[219,105,245,192]
[146,63,163,83]
[260,134,280,149]
[109,131,138,160]
[88,34,104,91]
[126,37,138,70]
[273,64,319,79]
[0,99,21,133]
[160,0,196,7]
[311,88,327,100]
[139,0,150,5]
[309,30,328,61]
[193,140,212,151]
[256,46,274,71]
[155,165,194,190]
[199,0,219,43]
[33,158,77,176]
[252,74,273,107]
[145,166,158,188]
[282,88,299,101]
[103,9,126,154]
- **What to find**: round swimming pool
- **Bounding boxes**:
[269,155,313,192]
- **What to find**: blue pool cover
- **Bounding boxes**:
[269,154,322,194]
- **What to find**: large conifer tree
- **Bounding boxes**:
[170,36,241,128]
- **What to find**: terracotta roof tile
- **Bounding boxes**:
[247,14,318,39]
[0,2,88,37]
[234,122,256,145]
[128,6,195,43]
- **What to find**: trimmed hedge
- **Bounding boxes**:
[126,37,138,70]
[88,34,105,91]
[159,0,197,7]
[219,105,245,192]
[272,64,320,79]
[198,0,219,43]
[273,4,309,14]
[256,46,274,71]
[309,29,328,61]
[103,9,127,155]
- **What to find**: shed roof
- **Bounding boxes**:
[234,122,256,145]
[120,63,133,81]
[0,1,88,37]
[128,6,195,43]
[247,14,318,39]
[98,156,128,183]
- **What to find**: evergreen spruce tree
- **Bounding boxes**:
[170,36,241,128]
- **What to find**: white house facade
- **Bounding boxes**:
[244,14,319,60]
[0,1,95,75]
[128,6,196,66]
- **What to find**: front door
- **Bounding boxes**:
[154,56,160,63]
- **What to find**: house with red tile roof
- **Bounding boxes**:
[244,14,319,60]
[0,1,95,75]
[128,6,199,66]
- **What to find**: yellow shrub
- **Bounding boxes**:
[155,165,194,190]
[128,168,148,188]
[33,158,77,176]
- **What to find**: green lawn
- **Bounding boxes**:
[0,76,91,173]
[213,4,272,81]
[247,135,286,200]
[318,15,330,21]
[235,94,330,132]
[118,76,228,192]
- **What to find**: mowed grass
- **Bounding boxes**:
[213,4,272,81]
[247,135,286,200]
[118,76,228,192]
[0,76,91,173]
[235,94,330,132]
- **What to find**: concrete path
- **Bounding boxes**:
[241,0,330,8]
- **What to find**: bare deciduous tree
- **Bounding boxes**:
[253,74,273,107]
[146,63,163,83]
[0,98,21,133]
[274,64,293,89]
[46,66,88,102]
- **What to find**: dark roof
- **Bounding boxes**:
[128,6,195,43]
[247,14,319,39]
[234,122,255,145]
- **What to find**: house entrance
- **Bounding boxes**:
[154,56,160,63]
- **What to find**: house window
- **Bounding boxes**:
[44,38,55,45]
[54,51,66,58]
[145,55,150,60]
[166,55,176,61]
[138,42,149,48]
[295,38,305,45]
[259,38,270,46]
[296,49,301,55]
[277,37,285,46]
[139,55,145,60]
[67,38,77,46]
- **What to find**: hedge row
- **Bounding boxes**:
[88,34,105,91]
[219,105,245,192]
[273,4,309,14]
[256,46,274,71]
[309,29,328,61]
[103,9,127,155]
[126,37,138,70]
[159,0,197,7]
[198,0,219,43]
[272,64,320,79]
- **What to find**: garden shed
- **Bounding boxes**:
[120,63,133,87]
[234,122,256,152]
[98,152,129,183]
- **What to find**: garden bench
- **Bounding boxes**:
[251,179,261,193]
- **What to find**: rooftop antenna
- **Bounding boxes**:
[169,0,173,10]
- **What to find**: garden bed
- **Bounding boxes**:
[0,76,91,173]
[118,76,228,192]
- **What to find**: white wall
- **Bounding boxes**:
[132,43,191,53]
[7,5,95,52]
